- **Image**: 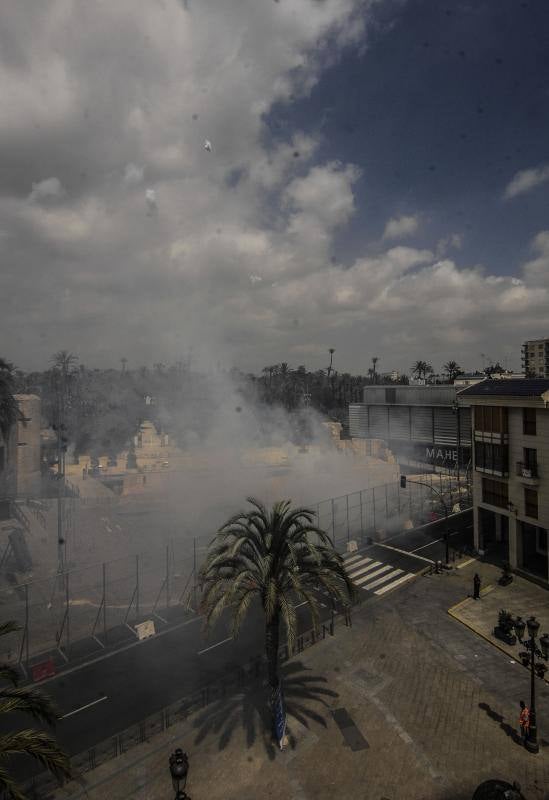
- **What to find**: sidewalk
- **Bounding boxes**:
[449,572,549,684]
[48,560,549,800]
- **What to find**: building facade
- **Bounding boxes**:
[349,385,472,471]
[522,337,549,378]
[458,379,549,586]
[0,394,42,498]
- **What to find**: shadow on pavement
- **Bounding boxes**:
[192,660,338,760]
[478,702,523,746]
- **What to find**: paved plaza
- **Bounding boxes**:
[51,559,549,800]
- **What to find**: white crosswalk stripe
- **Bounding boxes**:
[374,572,416,595]
[354,564,394,586]
[345,555,372,571]
[343,553,364,566]
[341,548,418,598]
[347,559,376,580]
[360,568,403,591]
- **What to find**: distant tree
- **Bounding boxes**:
[0,621,71,798]
[51,351,78,376]
[371,356,379,383]
[327,349,335,378]
[411,360,433,381]
[485,361,505,376]
[443,361,463,382]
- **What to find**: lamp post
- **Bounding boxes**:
[512,615,549,754]
[169,748,190,799]
[401,476,450,566]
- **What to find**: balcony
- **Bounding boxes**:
[516,462,539,484]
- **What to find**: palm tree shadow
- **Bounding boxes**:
[192,660,339,760]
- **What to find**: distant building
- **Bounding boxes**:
[458,378,549,586]
[522,337,549,378]
[0,395,42,498]
[349,385,471,471]
[454,372,524,389]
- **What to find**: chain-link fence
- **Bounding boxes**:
[0,474,471,674]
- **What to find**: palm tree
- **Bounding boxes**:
[0,621,71,798]
[327,349,335,378]
[371,356,379,384]
[199,498,355,744]
[0,359,18,444]
[443,360,462,382]
[120,357,128,373]
[411,360,433,381]
[51,351,78,376]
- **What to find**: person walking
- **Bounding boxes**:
[473,572,481,600]
[519,700,530,743]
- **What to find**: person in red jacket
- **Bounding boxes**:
[519,700,530,742]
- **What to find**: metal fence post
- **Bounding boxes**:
[346,494,350,544]
[372,488,376,529]
[103,562,107,644]
[359,491,364,536]
[385,483,389,519]
[331,499,336,545]
[136,554,140,618]
[193,537,197,610]
[166,544,170,608]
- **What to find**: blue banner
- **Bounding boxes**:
[272,681,286,749]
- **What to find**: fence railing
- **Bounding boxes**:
[17,611,351,799]
[0,474,471,675]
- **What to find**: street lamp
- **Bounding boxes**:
[400,475,450,566]
[512,615,549,754]
[169,748,190,799]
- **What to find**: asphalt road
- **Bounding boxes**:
[5,596,335,761]
[4,515,472,770]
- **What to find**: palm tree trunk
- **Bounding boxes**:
[265,612,285,744]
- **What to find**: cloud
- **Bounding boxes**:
[123,163,144,186]
[504,164,549,199]
[2,0,548,375]
[383,214,420,240]
[28,177,66,204]
[435,232,463,257]
[145,188,158,215]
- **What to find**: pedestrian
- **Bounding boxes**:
[473,572,481,600]
[519,700,530,743]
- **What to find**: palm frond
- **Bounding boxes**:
[0,763,27,800]
[0,622,21,640]
[0,665,20,688]
[0,688,60,726]
[0,730,71,782]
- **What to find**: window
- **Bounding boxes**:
[524,488,538,519]
[482,477,508,508]
[475,441,508,474]
[474,406,508,434]
[523,408,536,436]
[385,388,396,404]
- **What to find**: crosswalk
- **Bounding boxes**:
[342,550,416,597]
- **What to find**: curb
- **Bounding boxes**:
[447,596,549,685]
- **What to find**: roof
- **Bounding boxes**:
[458,379,549,398]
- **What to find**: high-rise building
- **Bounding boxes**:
[522,337,549,378]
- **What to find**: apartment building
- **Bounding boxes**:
[458,379,549,586]
[522,337,549,378]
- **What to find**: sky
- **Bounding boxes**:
[1,0,549,375]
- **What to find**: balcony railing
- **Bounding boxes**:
[516,461,539,480]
